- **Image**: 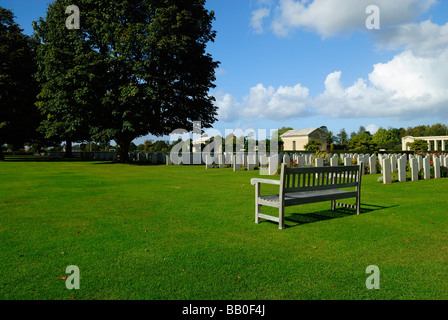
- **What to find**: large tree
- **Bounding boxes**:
[35,0,219,162]
[34,1,103,157]
[0,7,40,160]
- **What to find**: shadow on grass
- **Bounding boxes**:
[262,203,398,229]
[3,156,91,162]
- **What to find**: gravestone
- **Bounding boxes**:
[247,155,255,171]
[330,156,338,167]
[397,158,407,182]
[166,155,172,165]
[369,155,376,174]
[205,154,213,169]
[296,156,305,167]
[259,155,268,168]
[390,155,397,172]
[434,157,441,179]
[268,155,278,175]
[423,157,431,180]
[410,158,418,181]
[343,157,352,166]
[283,154,291,167]
[315,158,324,167]
[417,155,423,170]
[382,158,392,184]
[217,154,225,168]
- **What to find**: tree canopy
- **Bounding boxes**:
[34,0,219,161]
[0,7,41,159]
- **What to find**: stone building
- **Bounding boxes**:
[280,128,327,151]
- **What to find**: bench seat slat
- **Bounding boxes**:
[260,189,357,206]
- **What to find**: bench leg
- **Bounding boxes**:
[255,183,261,224]
[255,202,261,223]
[279,206,285,229]
[356,197,361,215]
[331,200,336,211]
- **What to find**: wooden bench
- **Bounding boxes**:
[250,163,363,229]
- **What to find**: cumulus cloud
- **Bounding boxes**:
[214,83,311,122]
[313,47,448,119]
[224,1,448,123]
[375,20,448,57]
[243,83,310,119]
[216,43,448,122]
[214,92,242,122]
[264,0,437,37]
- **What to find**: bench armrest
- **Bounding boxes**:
[250,178,281,186]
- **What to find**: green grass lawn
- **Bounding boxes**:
[0,160,447,300]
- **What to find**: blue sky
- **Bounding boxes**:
[4,0,448,145]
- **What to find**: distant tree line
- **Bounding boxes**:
[278,124,448,153]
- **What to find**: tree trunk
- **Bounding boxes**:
[64,140,73,158]
[116,138,132,163]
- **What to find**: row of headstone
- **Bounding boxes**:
[380,153,448,184]
[188,151,448,181]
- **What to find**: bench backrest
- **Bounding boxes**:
[280,164,362,194]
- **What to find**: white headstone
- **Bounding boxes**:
[410,158,418,181]
[233,155,240,171]
[434,157,441,179]
[205,154,213,169]
[315,158,324,167]
[423,157,431,180]
[283,154,291,167]
[397,158,407,182]
[382,158,392,184]
[268,155,278,175]
[247,155,255,170]
[218,154,225,168]
[330,156,338,167]
[390,155,397,172]
[369,155,376,174]
[417,155,423,170]
[259,155,268,168]
[344,157,352,166]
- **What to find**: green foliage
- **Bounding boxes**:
[0,7,41,159]
[336,128,348,146]
[348,132,377,152]
[372,128,400,150]
[407,139,429,151]
[304,139,321,152]
[34,0,219,162]
[404,123,448,137]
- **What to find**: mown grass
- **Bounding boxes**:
[0,160,447,300]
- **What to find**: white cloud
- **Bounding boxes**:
[267,0,436,37]
[243,83,310,120]
[214,92,242,122]
[313,47,448,119]
[366,124,379,134]
[375,20,448,57]
[214,83,311,122]
[215,45,448,122]
[251,8,271,34]
[227,2,448,123]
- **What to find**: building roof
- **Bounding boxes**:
[280,128,321,138]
